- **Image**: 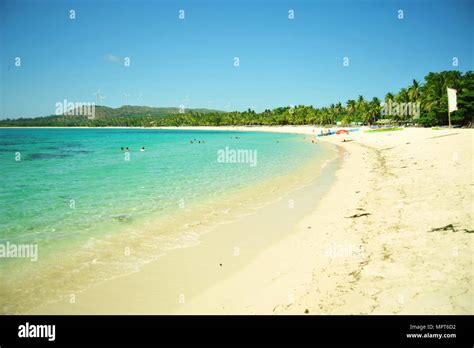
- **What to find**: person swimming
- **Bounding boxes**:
[140,147,145,152]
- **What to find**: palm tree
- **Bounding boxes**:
[421,76,442,112]
[356,95,366,112]
[420,71,462,125]
[368,97,381,124]
[395,88,410,103]
[384,92,395,104]
[355,95,367,123]
[346,99,356,114]
[455,71,474,126]
[408,79,420,102]
[421,71,462,110]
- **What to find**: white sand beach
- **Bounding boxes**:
[32,126,473,315]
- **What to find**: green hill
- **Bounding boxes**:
[90,105,224,118]
[0,105,225,127]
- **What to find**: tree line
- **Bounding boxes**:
[1,71,472,127]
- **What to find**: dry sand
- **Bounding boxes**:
[32,126,473,314]
[169,126,473,314]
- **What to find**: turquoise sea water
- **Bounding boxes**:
[0,128,334,312]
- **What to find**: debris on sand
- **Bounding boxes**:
[345,213,371,218]
[429,224,473,233]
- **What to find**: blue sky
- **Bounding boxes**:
[0,0,473,118]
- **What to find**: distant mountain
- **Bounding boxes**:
[0,105,226,127]
[89,105,225,119]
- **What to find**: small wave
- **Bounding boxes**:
[26,153,72,161]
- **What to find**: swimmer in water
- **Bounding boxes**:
[140,147,145,152]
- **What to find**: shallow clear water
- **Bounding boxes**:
[0,128,333,312]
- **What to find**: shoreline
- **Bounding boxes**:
[21,126,473,314]
[171,126,472,314]
[28,135,342,314]
[2,130,335,314]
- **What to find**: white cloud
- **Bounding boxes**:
[104,54,120,62]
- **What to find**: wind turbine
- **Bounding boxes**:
[124,93,131,105]
[93,89,106,105]
[93,89,101,105]
[99,93,107,105]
